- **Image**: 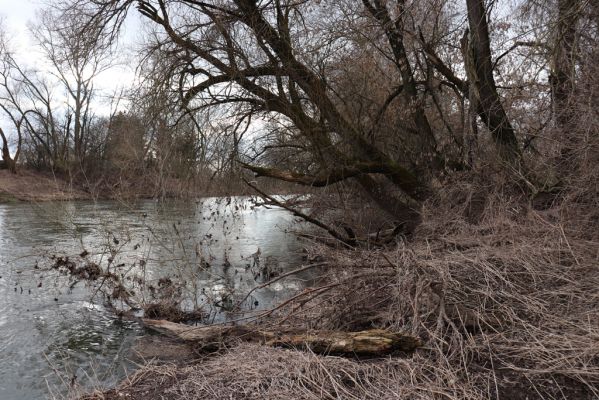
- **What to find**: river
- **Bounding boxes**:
[0,197,308,399]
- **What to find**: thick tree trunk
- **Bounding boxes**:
[551,0,581,170]
[0,128,16,173]
[143,319,422,355]
[465,0,521,163]
[550,0,580,129]
[355,174,422,232]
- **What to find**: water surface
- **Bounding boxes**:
[0,197,306,399]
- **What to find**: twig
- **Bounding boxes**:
[234,262,329,311]
[242,178,355,247]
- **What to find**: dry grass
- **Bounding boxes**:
[0,168,90,201]
[81,176,599,399]
[78,105,599,399]
[296,181,599,399]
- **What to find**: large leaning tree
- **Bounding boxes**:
[64,0,522,233]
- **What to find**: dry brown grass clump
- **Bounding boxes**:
[290,185,599,399]
[84,342,492,400]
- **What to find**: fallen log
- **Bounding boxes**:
[142,319,422,355]
[265,329,422,355]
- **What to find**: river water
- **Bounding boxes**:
[0,197,307,399]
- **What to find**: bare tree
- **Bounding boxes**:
[65,0,444,229]
[550,0,581,129]
[61,0,546,234]
[0,22,33,173]
[0,20,20,172]
[0,47,68,170]
[30,8,115,169]
[421,0,522,164]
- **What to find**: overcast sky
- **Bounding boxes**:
[0,0,37,58]
[0,0,141,103]
[0,0,145,144]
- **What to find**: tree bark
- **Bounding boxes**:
[143,319,422,355]
[0,127,16,173]
[550,0,580,129]
[465,0,521,163]
[362,0,439,162]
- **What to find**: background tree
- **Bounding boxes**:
[0,20,21,172]
[30,8,115,171]
[41,0,597,235]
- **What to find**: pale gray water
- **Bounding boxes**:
[0,197,307,399]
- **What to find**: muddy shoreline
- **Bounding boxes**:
[0,169,303,203]
[0,169,90,202]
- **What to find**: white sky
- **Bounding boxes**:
[0,0,145,146]
[0,0,141,104]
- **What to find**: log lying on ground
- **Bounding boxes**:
[142,319,422,355]
[265,329,422,355]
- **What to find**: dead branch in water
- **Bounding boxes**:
[142,319,422,355]
[243,178,356,247]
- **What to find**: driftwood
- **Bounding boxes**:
[143,319,422,355]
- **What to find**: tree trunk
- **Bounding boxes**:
[465,0,521,163]
[551,0,581,170]
[550,0,580,129]
[143,319,422,355]
[356,174,422,232]
[0,127,16,173]
[362,0,439,163]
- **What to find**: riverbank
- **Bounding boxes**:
[0,169,90,202]
[76,184,599,400]
[0,168,305,203]
[0,169,198,202]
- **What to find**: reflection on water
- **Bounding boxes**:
[0,197,306,400]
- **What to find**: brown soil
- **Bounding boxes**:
[0,169,90,202]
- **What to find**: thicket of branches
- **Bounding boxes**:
[1,0,597,230]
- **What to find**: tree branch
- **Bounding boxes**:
[239,161,391,187]
[242,178,354,247]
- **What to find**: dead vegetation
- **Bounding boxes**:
[50,254,207,324]
[0,169,90,202]
[71,52,599,398]
[142,319,422,356]
[78,168,599,399]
